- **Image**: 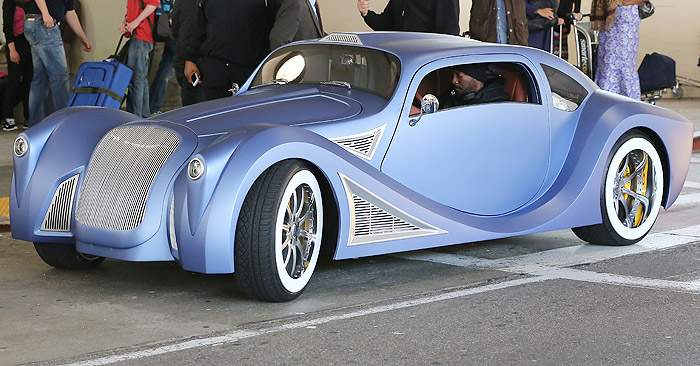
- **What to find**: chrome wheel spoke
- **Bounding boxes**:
[294,187,305,219]
[620,187,650,209]
[297,191,316,224]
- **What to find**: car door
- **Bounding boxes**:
[381,55,550,216]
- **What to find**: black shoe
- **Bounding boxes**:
[22,122,29,129]
[3,120,17,131]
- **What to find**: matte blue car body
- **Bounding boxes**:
[11,32,692,274]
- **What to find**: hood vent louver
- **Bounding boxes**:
[331,125,385,160]
[320,33,363,45]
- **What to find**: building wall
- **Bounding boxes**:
[5,0,700,97]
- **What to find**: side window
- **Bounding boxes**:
[541,64,589,111]
[410,62,538,115]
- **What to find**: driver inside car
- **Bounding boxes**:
[439,63,510,108]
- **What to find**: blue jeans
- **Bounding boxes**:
[23,19,70,126]
[149,39,176,114]
[126,38,153,118]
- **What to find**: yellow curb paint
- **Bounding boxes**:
[0,197,9,217]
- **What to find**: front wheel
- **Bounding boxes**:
[235,160,324,302]
[572,132,664,246]
[33,242,105,269]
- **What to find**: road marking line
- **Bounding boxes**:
[683,181,700,189]
[672,192,700,208]
[63,276,552,366]
[396,224,700,270]
[506,265,700,294]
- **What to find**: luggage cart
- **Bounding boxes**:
[672,75,700,99]
[570,14,598,80]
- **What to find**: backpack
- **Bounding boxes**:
[153,0,174,42]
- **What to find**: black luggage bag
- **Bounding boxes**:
[638,52,676,93]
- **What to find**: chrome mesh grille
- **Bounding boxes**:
[75,126,179,231]
[352,195,420,237]
[321,33,363,45]
[41,174,80,232]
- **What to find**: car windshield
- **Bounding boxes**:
[251,44,401,100]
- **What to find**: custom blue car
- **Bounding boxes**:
[10,32,693,301]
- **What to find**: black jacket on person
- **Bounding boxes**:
[183,0,281,67]
[363,0,460,36]
[172,0,197,76]
[438,77,510,108]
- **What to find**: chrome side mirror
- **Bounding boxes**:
[421,94,439,114]
[409,94,439,126]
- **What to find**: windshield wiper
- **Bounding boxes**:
[320,81,351,89]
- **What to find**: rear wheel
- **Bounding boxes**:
[235,160,323,302]
[33,242,105,269]
[572,132,664,245]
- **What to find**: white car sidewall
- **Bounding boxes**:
[274,169,324,294]
[604,137,663,241]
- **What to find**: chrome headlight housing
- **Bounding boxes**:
[14,136,28,157]
[188,157,204,180]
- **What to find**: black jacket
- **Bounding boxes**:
[439,77,510,108]
[172,0,198,75]
[363,0,460,36]
[184,0,281,67]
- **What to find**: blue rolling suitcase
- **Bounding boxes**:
[68,37,132,109]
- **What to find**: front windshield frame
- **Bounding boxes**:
[251,44,402,100]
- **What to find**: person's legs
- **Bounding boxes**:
[41,26,70,111]
[595,5,640,100]
[4,47,22,129]
[17,36,33,122]
[126,38,154,118]
[23,19,49,126]
[149,39,177,114]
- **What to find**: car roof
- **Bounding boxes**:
[302,32,596,91]
[311,31,535,66]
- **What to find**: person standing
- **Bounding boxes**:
[2,0,32,130]
[591,0,646,99]
[357,0,460,36]
[120,0,158,118]
[469,0,528,45]
[149,0,176,115]
[556,0,582,59]
[184,0,281,101]
[269,0,323,50]
[23,0,91,127]
[171,0,204,106]
[526,0,564,51]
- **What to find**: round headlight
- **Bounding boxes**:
[188,157,204,180]
[14,136,28,157]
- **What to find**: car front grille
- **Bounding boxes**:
[75,126,179,231]
[41,174,80,232]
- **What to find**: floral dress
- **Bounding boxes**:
[594,5,641,99]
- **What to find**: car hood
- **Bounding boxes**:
[152,85,363,136]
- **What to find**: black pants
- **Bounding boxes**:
[3,34,32,121]
[199,57,255,101]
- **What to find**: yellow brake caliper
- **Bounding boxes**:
[634,152,649,226]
